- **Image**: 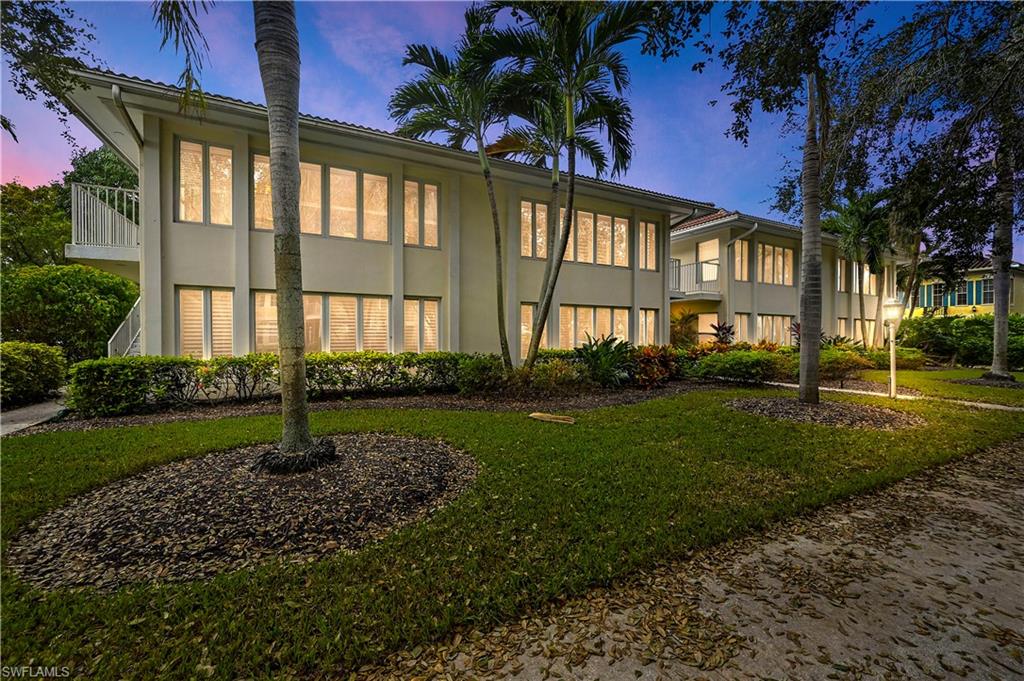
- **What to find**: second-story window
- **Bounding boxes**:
[520,200,549,259]
[837,258,848,292]
[178,139,233,225]
[404,180,440,247]
[639,221,657,271]
[735,239,750,281]
[757,243,794,286]
[254,156,390,241]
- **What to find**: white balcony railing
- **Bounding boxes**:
[670,259,720,294]
[71,182,139,248]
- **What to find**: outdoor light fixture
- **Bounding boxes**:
[883,298,902,399]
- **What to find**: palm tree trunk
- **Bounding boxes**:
[985,132,1015,380]
[524,155,560,366]
[477,141,513,370]
[525,99,577,369]
[799,72,822,404]
[254,1,311,453]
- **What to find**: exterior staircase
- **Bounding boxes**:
[108,297,142,357]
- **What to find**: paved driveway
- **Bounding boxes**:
[365,438,1024,680]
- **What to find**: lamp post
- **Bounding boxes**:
[883,298,902,399]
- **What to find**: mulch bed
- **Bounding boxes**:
[728,397,926,430]
[949,377,1024,389]
[819,378,922,396]
[12,381,715,437]
[6,433,477,592]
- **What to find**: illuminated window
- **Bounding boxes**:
[837,258,848,292]
[639,222,657,271]
[639,309,657,345]
[178,139,232,225]
[697,312,717,342]
[178,287,233,358]
[735,240,750,281]
[613,217,629,267]
[254,292,390,353]
[576,212,594,263]
[734,313,750,342]
[404,298,440,352]
[982,278,994,304]
[757,244,794,286]
[362,174,389,242]
[757,314,794,345]
[299,162,322,234]
[560,305,631,348]
[956,281,968,306]
[329,168,358,238]
[404,180,440,247]
[519,303,548,357]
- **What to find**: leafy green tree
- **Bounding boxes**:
[0,182,70,269]
[824,191,889,348]
[1,265,138,362]
[57,147,138,213]
[481,1,645,369]
[390,8,517,369]
[0,0,96,141]
[716,2,872,404]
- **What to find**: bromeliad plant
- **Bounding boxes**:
[575,334,633,387]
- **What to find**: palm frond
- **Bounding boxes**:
[151,0,211,115]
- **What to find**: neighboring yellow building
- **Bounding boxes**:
[911,260,1024,317]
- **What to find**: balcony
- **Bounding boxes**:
[65,183,140,280]
[669,259,722,300]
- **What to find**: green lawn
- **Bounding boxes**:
[3,387,1021,678]
[862,368,1024,406]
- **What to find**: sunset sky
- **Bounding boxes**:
[0,1,1011,256]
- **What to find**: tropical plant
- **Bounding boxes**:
[481,2,646,369]
[709,322,734,345]
[575,334,633,387]
[824,190,890,348]
[390,8,515,369]
[670,310,699,348]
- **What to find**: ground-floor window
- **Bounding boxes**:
[852,318,876,344]
[639,308,658,345]
[837,317,848,337]
[559,305,630,348]
[982,278,994,305]
[404,298,440,353]
[520,303,548,357]
[253,291,390,354]
[734,313,750,342]
[697,312,717,343]
[177,287,233,358]
[757,314,793,345]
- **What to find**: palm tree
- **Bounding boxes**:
[481,2,644,369]
[824,191,889,348]
[155,1,319,462]
[389,8,515,369]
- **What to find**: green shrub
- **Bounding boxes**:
[575,335,633,387]
[631,345,677,389]
[1009,336,1024,371]
[818,348,873,387]
[691,350,781,383]
[535,348,577,364]
[898,313,1024,366]
[204,354,279,400]
[67,356,202,416]
[863,347,927,370]
[0,342,67,407]
[530,359,590,395]
[456,355,507,395]
[1,265,138,363]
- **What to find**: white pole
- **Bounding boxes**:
[888,320,897,399]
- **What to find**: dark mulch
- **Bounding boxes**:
[729,397,926,431]
[950,377,1024,389]
[818,378,922,396]
[13,381,715,437]
[6,433,478,592]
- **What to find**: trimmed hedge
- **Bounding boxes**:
[864,347,927,370]
[691,350,781,383]
[0,342,67,407]
[68,351,469,416]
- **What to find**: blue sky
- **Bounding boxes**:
[0,1,1009,256]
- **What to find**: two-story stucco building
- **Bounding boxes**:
[669,210,898,345]
[64,69,721,360]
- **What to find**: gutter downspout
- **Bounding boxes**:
[112,84,144,148]
[726,223,759,339]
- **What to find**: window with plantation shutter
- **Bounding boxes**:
[559,305,630,348]
[404,298,440,353]
[423,184,439,247]
[640,309,657,344]
[329,168,358,238]
[613,218,629,267]
[363,174,389,242]
[178,141,204,223]
[595,307,612,338]
[179,288,233,358]
[254,291,279,353]
[404,181,420,245]
[209,146,232,225]
[253,155,273,230]
[613,308,629,341]
[328,295,357,352]
[596,214,612,265]
[362,297,390,351]
[299,162,322,234]
[520,303,547,357]
[178,289,204,358]
[404,299,420,352]
[304,294,322,352]
[639,222,657,271]
[576,212,594,263]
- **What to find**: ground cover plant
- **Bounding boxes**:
[2,387,1021,678]
[861,368,1024,407]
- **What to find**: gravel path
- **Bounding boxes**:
[360,437,1024,680]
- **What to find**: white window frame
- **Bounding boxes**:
[403,297,442,353]
[956,281,969,306]
[403,179,441,248]
[982,278,994,305]
[175,137,233,226]
[757,243,794,286]
[638,221,658,271]
[176,286,233,358]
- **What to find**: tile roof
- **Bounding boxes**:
[671,209,738,232]
[78,68,714,209]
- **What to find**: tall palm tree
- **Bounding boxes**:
[155,1,318,461]
[824,191,889,348]
[389,8,515,369]
[481,1,644,369]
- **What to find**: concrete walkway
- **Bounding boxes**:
[363,437,1024,679]
[1,400,64,436]
[768,380,1024,412]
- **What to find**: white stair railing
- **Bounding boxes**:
[71,182,140,248]
[108,297,142,357]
